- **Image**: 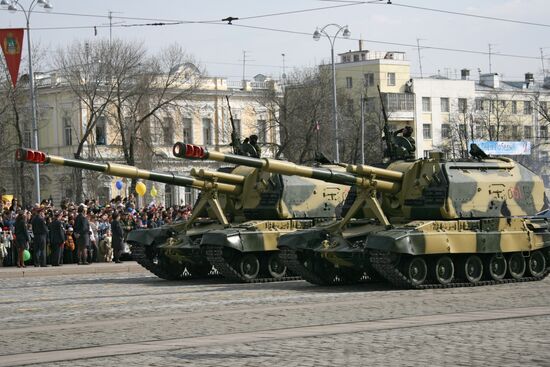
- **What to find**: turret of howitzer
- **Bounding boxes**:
[173,142,402,193]
[173,143,547,224]
[15,148,242,195]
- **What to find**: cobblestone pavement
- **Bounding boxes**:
[1,270,550,366]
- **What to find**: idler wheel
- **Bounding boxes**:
[434,256,454,285]
[464,255,483,283]
[239,254,261,280]
[528,251,546,277]
[488,254,507,280]
[508,253,526,279]
[406,257,428,286]
[267,253,287,279]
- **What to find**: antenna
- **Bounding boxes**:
[281,53,286,81]
[488,43,494,73]
[242,50,246,84]
[416,38,424,78]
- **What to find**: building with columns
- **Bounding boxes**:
[0,70,281,206]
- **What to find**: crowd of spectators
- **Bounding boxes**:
[0,195,193,267]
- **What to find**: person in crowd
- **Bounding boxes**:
[100,229,113,262]
[74,205,91,265]
[110,212,124,264]
[49,211,66,266]
[14,211,29,268]
[31,206,48,267]
[64,226,75,264]
[88,213,99,263]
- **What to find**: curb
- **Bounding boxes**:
[0,261,146,278]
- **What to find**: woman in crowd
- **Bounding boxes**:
[14,211,29,268]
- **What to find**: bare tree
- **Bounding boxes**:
[107,41,203,190]
[54,39,121,202]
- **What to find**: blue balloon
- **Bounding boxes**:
[116,180,123,190]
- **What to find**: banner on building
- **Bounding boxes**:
[469,140,531,155]
[0,28,24,87]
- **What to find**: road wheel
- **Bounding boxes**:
[434,256,454,285]
[508,253,526,279]
[239,254,260,280]
[528,251,546,277]
[488,254,507,281]
[186,262,212,277]
[464,255,483,283]
[266,253,287,279]
[406,256,428,286]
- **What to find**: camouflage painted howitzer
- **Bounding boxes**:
[174,144,550,288]
[172,142,351,282]
[15,148,242,280]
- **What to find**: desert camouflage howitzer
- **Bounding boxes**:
[172,142,351,282]
[15,148,242,280]
[174,144,550,288]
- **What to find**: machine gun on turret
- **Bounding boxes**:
[378,85,416,161]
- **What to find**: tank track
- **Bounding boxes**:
[204,245,301,283]
[131,243,217,281]
[369,250,550,289]
[279,247,372,286]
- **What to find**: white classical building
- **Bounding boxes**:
[1,71,282,206]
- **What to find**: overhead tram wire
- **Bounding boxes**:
[26,20,541,62]
[318,0,550,29]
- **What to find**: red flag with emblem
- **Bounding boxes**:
[0,28,24,87]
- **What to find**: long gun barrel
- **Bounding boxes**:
[173,143,402,193]
[15,148,242,195]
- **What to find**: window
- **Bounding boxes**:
[459,124,468,137]
[63,116,72,146]
[475,98,484,111]
[96,116,107,145]
[458,98,468,113]
[150,119,163,145]
[440,98,449,113]
[257,119,267,142]
[182,117,193,143]
[489,125,496,137]
[346,77,353,89]
[540,151,549,162]
[489,100,497,113]
[500,100,507,108]
[347,98,354,115]
[422,97,431,112]
[441,123,450,138]
[524,101,532,115]
[423,124,432,139]
[512,125,519,138]
[353,54,359,62]
[384,93,414,112]
[233,118,242,140]
[524,126,532,139]
[24,129,32,147]
[163,117,174,145]
[202,118,213,145]
[541,126,548,139]
[364,73,374,87]
[512,101,517,114]
[387,72,396,86]
[541,101,548,113]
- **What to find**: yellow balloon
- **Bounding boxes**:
[150,186,158,197]
[135,182,146,197]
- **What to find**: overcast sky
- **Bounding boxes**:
[1,0,548,82]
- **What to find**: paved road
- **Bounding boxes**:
[1,269,549,366]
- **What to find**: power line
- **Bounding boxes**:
[319,0,550,28]
[227,23,542,61]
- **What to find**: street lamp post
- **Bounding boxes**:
[1,0,53,203]
[313,24,350,163]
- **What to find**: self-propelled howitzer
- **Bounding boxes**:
[175,144,550,288]
[172,142,352,282]
[15,148,242,280]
